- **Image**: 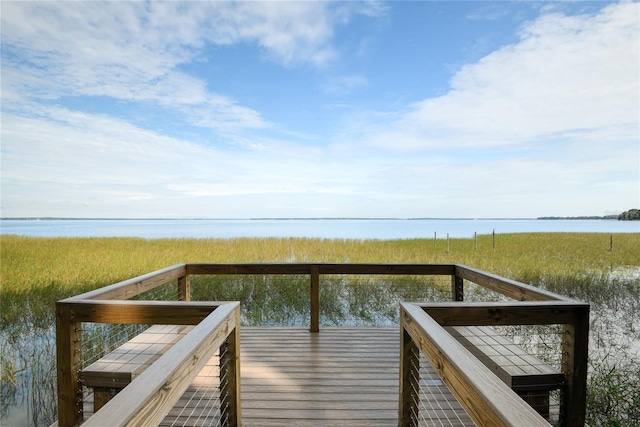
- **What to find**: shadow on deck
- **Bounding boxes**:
[239,327,470,426]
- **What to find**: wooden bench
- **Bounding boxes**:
[446,325,565,418]
[81,324,193,411]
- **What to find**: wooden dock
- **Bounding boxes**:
[160,327,474,426]
[55,264,588,427]
[241,327,401,426]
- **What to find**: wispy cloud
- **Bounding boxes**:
[346,2,638,151]
[1,2,380,133]
[322,74,369,96]
[1,1,636,218]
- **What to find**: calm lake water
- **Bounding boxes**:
[1,218,638,239]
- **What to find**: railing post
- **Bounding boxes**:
[451,275,464,301]
[399,313,419,426]
[310,265,320,332]
[56,302,83,426]
[561,306,589,427]
[178,274,190,301]
[220,322,242,426]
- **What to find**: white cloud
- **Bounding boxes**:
[352,2,639,151]
[1,1,636,219]
[0,105,384,217]
[322,74,369,96]
[1,1,380,134]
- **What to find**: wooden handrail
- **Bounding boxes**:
[454,264,569,301]
[400,303,551,427]
[412,300,589,326]
[62,300,231,324]
[403,301,589,427]
[55,263,588,426]
[56,300,234,426]
[63,264,187,301]
[82,302,241,427]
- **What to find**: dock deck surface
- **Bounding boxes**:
[241,327,399,426]
[160,327,474,427]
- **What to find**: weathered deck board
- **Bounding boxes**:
[238,327,474,427]
[240,327,397,426]
[86,327,474,426]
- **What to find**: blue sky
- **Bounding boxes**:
[1,1,638,219]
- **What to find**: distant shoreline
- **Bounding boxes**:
[537,215,620,220]
[0,216,621,221]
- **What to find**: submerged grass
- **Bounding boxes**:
[1,232,639,425]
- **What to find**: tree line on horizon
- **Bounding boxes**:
[618,208,640,221]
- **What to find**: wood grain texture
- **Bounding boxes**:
[67,300,224,324]
[185,263,455,276]
[83,303,240,427]
[562,306,590,427]
[63,264,187,302]
[310,265,320,332]
[454,265,565,302]
[55,303,83,427]
[82,324,194,389]
[238,327,472,427]
[401,303,551,427]
[446,325,563,389]
[415,301,589,326]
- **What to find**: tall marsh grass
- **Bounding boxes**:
[1,232,639,426]
[2,233,638,314]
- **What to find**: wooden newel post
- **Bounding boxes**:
[178,275,191,301]
[451,275,464,302]
[56,302,83,426]
[310,265,320,333]
[220,319,242,426]
[561,306,590,427]
[399,318,419,426]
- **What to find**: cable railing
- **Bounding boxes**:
[54,263,588,426]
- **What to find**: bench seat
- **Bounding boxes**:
[446,325,565,418]
[81,324,193,410]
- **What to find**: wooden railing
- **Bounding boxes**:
[400,300,589,427]
[452,265,589,427]
[55,263,588,426]
[400,302,551,426]
[55,265,241,427]
[82,302,240,427]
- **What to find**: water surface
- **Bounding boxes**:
[2,218,637,239]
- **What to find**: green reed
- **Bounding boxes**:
[1,232,639,425]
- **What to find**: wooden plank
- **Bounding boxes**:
[241,327,400,425]
[401,303,551,427]
[454,265,565,302]
[317,263,455,275]
[83,303,240,427]
[79,326,476,426]
[82,324,194,388]
[177,275,190,301]
[55,302,82,427]
[238,327,474,426]
[67,300,224,324]
[310,265,320,332]
[562,306,590,427]
[452,274,464,301]
[220,308,241,426]
[399,327,419,426]
[186,263,312,275]
[416,301,589,326]
[62,264,186,302]
[446,326,564,390]
[185,263,455,276]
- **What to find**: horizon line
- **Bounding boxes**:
[1,216,619,221]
